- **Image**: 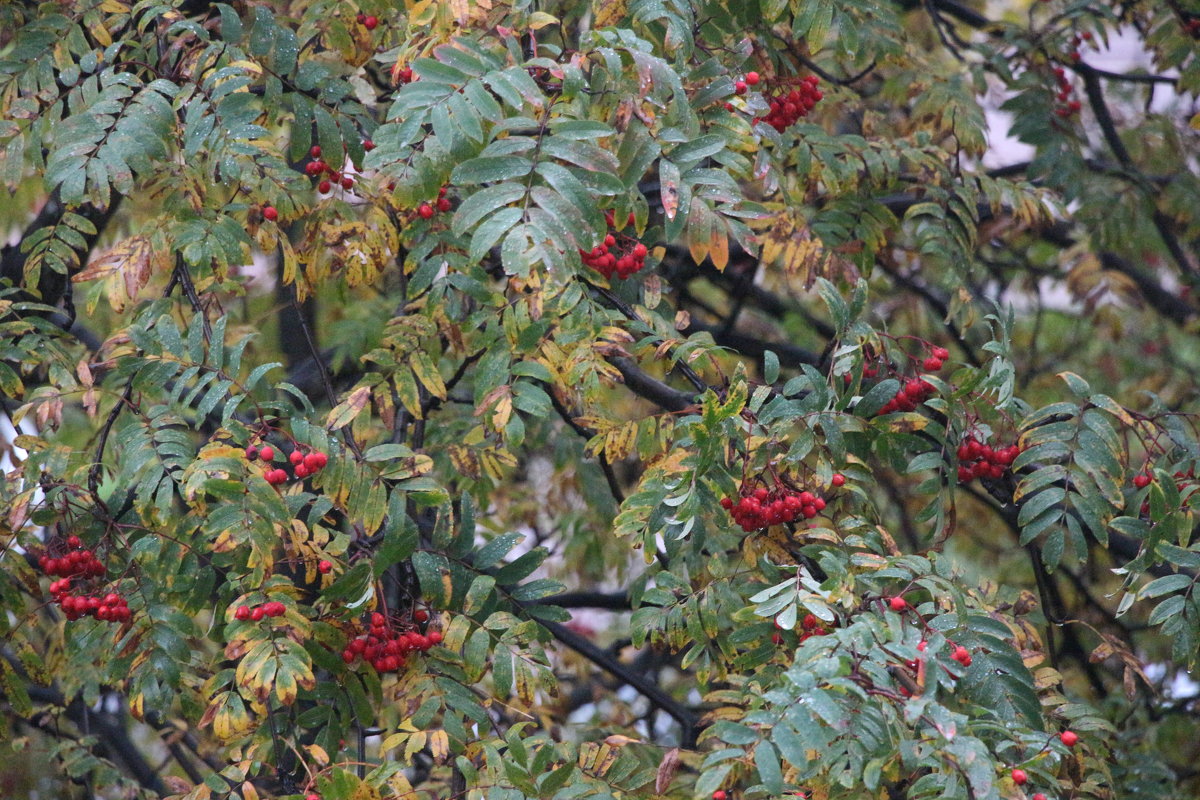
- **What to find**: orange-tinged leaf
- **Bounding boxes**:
[328,386,371,430]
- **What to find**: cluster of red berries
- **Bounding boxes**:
[955,435,1022,483]
[733,70,761,95]
[234,601,287,622]
[1064,30,1093,63]
[755,76,823,132]
[37,537,104,580]
[579,210,647,280]
[340,612,442,674]
[39,537,131,623]
[304,143,373,195]
[1051,66,1082,118]
[771,612,833,645]
[246,444,330,486]
[877,377,936,415]
[417,187,452,220]
[720,485,828,532]
[354,12,379,30]
[52,586,131,623]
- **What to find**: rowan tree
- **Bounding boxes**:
[1,1,1199,799]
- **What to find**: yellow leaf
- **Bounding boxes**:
[404,730,428,761]
[593,0,628,30]
[529,11,560,29]
[327,386,371,430]
[429,729,450,762]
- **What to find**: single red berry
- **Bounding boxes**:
[771,632,784,644]
[413,609,429,622]
[428,631,443,645]
[632,242,648,259]
[313,451,328,469]
[932,346,950,360]
[745,71,760,86]
[953,646,972,666]
[318,560,333,574]
[363,139,374,151]
[1133,474,1151,488]
[259,446,274,461]
[923,357,943,371]
[304,452,321,470]
[1011,769,1027,786]
[734,80,747,95]
[235,605,251,621]
[1060,730,1078,747]
[436,197,451,212]
[342,176,354,189]
[889,596,907,612]
[363,15,378,29]
[318,179,331,194]
[713,792,727,800]
[251,606,266,621]
[66,535,81,548]
[831,473,845,487]
[418,203,434,219]
[917,640,927,651]
[295,464,310,479]
[306,793,321,800]
[1033,794,1047,800]
[290,450,304,465]
[309,145,322,158]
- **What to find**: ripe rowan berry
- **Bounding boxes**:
[259,446,274,461]
[235,605,251,621]
[1133,474,1151,488]
[318,179,331,194]
[745,71,760,86]
[418,203,434,219]
[889,596,907,612]
[362,139,374,151]
[363,15,378,29]
[734,80,747,95]
[318,560,333,574]
[309,145,322,158]
[251,607,266,621]
[261,206,277,223]
[831,473,845,487]
[1011,768,1027,786]
[1060,730,1078,747]
[713,792,727,800]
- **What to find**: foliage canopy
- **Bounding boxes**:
[2,1,1200,799]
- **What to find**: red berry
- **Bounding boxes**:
[413,609,429,622]
[309,145,322,158]
[66,535,81,548]
[235,605,251,621]
[437,197,451,212]
[295,464,309,478]
[244,445,258,460]
[1033,794,1047,800]
[363,139,374,151]
[304,453,321,470]
[735,80,747,95]
[259,446,274,461]
[318,560,333,574]
[251,607,265,621]
[318,179,331,194]
[418,203,434,219]
[745,71,760,86]
[923,357,943,371]
[771,632,784,644]
[1011,769,1027,786]
[932,346,950,360]
[888,596,907,612]
[342,176,354,190]
[290,450,304,465]
[831,473,845,487]
[428,631,443,645]
[1133,474,1151,488]
[307,793,321,800]
[713,792,727,800]
[1060,730,1078,747]
[952,646,972,666]
[917,640,927,651]
[313,452,328,468]
[363,15,378,29]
